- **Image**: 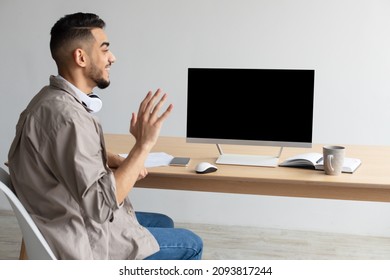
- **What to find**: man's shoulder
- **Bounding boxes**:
[27,86,75,116]
[21,83,93,133]
[30,75,80,107]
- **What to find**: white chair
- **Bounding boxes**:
[0,167,56,260]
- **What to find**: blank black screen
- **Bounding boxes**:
[186,68,315,146]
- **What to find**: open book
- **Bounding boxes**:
[279,152,362,173]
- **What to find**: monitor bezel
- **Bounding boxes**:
[186,137,312,148]
[186,67,315,150]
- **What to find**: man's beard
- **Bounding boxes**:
[89,62,110,89]
[95,77,110,89]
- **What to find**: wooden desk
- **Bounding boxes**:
[105,134,390,203]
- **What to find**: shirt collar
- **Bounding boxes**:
[56,75,102,113]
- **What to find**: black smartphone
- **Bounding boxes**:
[169,157,191,166]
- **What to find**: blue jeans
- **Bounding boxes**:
[135,212,203,260]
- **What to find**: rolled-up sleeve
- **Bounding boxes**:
[81,170,120,223]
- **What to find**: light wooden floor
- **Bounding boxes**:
[1,210,390,260]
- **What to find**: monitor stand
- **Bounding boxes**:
[215,144,283,167]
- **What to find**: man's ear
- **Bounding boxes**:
[73,48,88,67]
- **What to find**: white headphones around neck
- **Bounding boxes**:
[86,94,103,113]
[77,92,102,113]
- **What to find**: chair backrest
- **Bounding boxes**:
[0,167,56,260]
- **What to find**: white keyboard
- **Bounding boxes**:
[216,154,279,167]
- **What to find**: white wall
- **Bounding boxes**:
[2,0,390,237]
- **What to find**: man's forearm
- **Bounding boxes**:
[107,151,124,169]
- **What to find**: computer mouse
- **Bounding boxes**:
[195,162,218,174]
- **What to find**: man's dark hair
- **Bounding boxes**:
[50,12,105,64]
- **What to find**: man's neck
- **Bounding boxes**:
[58,70,93,94]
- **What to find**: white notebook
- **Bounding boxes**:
[279,152,362,173]
[120,152,173,168]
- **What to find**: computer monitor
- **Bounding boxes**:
[186,68,315,167]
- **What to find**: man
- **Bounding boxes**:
[7,12,202,260]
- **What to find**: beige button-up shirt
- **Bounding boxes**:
[8,76,159,259]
